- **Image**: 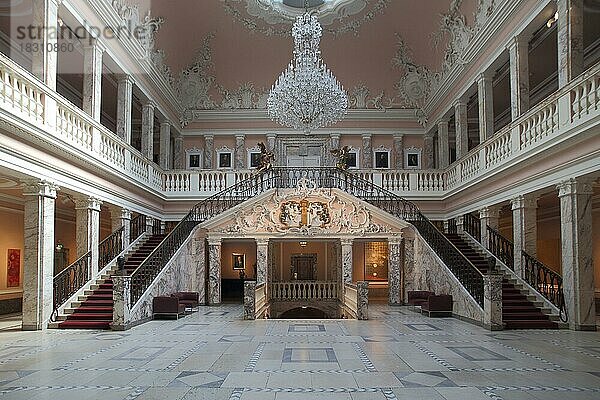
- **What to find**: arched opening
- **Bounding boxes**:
[279,307,327,319]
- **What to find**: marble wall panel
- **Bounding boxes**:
[357,281,369,320]
[388,239,402,305]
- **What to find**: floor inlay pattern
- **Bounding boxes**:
[0,304,599,400]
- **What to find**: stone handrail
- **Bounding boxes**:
[269,281,338,301]
[243,281,268,320]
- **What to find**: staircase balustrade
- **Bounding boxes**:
[486,226,514,270]
[463,213,481,242]
[447,219,458,234]
[522,250,567,319]
[130,214,146,243]
[52,252,91,320]
[98,226,124,271]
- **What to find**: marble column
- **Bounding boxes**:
[32,0,59,90]
[557,0,584,88]
[193,235,206,303]
[507,35,530,119]
[111,275,131,330]
[173,135,184,169]
[243,281,257,320]
[82,39,104,121]
[330,133,340,165]
[511,194,538,278]
[388,237,403,305]
[483,273,503,330]
[357,281,369,320]
[159,122,171,169]
[141,101,155,160]
[266,133,277,152]
[208,238,222,305]
[361,134,372,169]
[557,178,595,330]
[204,134,214,169]
[116,74,134,143]
[454,99,468,159]
[403,236,415,303]
[477,71,495,142]
[479,206,500,249]
[256,239,268,285]
[340,239,353,285]
[393,133,404,169]
[423,132,434,169]
[235,134,246,169]
[437,120,449,168]
[75,196,102,276]
[22,180,58,330]
[111,207,132,249]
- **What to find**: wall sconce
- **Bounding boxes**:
[299,241,307,247]
[547,11,558,28]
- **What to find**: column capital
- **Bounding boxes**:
[142,100,157,109]
[340,238,354,246]
[117,73,135,85]
[160,121,172,128]
[120,208,132,220]
[437,118,449,126]
[506,34,528,51]
[393,132,404,139]
[557,178,594,197]
[256,238,269,246]
[207,236,222,246]
[510,194,538,210]
[204,134,214,140]
[74,196,102,211]
[454,98,467,108]
[389,234,403,245]
[23,180,59,199]
[266,132,277,139]
[361,133,372,139]
[476,70,494,83]
[329,133,341,139]
[174,134,184,142]
[235,133,246,140]
[479,206,500,219]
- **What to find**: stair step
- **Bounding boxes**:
[68,306,113,313]
[66,313,113,320]
[58,320,111,329]
[504,320,558,329]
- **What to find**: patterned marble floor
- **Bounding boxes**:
[1,305,600,400]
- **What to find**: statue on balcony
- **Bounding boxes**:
[256,142,274,173]
[331,145,351,170]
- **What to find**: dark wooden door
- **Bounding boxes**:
[291,254,317,280]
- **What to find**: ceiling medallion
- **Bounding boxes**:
[267,7,348,134]
[220,0,389,37]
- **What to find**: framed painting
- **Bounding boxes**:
[232,253,246,270]
[7,249,20,287]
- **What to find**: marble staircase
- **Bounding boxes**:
[445,233,559,329]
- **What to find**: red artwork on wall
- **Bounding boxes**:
[7,249,20,287]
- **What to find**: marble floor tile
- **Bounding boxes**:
[0,304,599,400]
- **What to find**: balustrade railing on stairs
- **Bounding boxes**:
[486,226,514,270]
[463,213,481,242]
[98,226,124,270]
[130,214,146,243]
[52,252,90,320]
[522,250,567,320]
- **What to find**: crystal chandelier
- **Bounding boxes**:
[267,7,348,134]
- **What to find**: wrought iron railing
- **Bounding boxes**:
[447,218,457,234]
[152,218,162,235]
[128,171,280,305]
[128,167,484,307]
[52,251,90,321]
[130,214,146,242]
[464,213,481,242]
[487,226,514,270]
[523,250,567,321]
[98,226,124,270]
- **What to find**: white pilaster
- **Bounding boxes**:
[437,120,449,168]
[82,39,104,121]
[22,180,58,330]
[557,178,595,330]
[361,134,372,169]
[204,134,214,169]
[511,194,538,278]
[393,133,404,169]
[208,238,222,305]
[256,239,268,285]
[507,36,530,119]
[75,196,102,277]
[235,134,246,170]
[388,237,403,305]
[454,99,468,159]
[477,71,495,142]
[173,135,184,169]
[159,122,171,169]
[116,75,134,143]
[340,239,353,285]
[557,0,584,88]
[32,0,60,90]
[423,132,434,169]
[141,101,155,160]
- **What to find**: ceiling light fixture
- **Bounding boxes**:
[267,0,348,134]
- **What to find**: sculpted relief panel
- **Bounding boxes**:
[218,178,391,236]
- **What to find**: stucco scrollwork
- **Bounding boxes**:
[432,0,474,71]
[111,0,164,58]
